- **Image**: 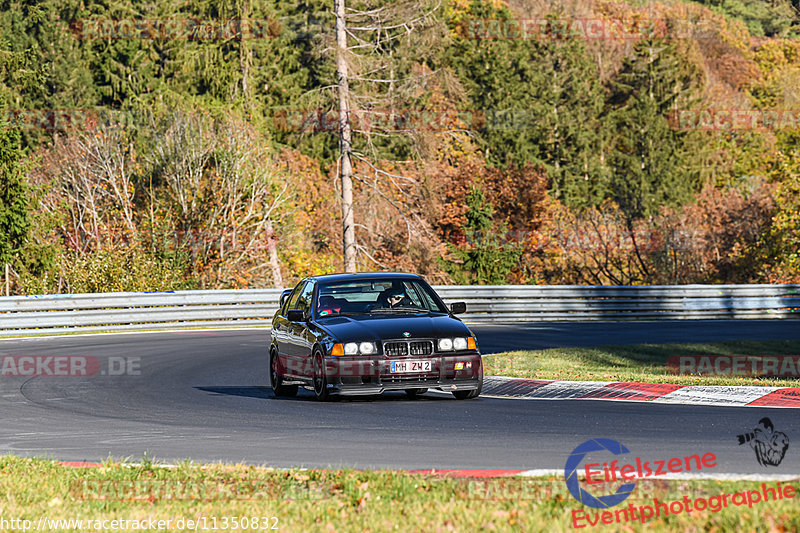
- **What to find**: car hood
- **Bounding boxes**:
[316,313,471,342]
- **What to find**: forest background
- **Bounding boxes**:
[1,0,799,294]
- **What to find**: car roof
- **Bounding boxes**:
[307,272,423,284]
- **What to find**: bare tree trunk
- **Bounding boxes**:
[4,263,8,297]
[266,219,283,288]
[335,0,357,273]
[238,0,252,108]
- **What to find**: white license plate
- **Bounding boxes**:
[390,360,432,373]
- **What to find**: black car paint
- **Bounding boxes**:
[317,314,472,346]
[270,273,482,398]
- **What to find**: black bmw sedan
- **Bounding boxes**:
[269,272,483,401]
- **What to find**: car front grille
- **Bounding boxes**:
[383,342,408,357]
[410,341,433,355]
[383,340,433,357]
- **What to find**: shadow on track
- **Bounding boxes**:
[194,386,453,403]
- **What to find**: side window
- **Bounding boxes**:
[414,282,441,312]
[403,281,425,308]
[284,282,305,314]
[295,281,315,315]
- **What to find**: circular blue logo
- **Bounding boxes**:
[564,438,637,509]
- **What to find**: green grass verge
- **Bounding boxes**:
[1,457,799,532]
[482,340,800,387]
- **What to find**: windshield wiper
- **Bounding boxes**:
[369,307,426,313]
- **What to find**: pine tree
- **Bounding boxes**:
[0,123,29,267]
[446,8,609,208]
[606,39,703,220]
[440,187,521,284]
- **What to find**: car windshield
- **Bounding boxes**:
[315,278,447,317]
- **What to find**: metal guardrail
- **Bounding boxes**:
[434,284,800,322]
[0,285,798,336]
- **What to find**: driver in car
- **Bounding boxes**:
[379,288,411,309]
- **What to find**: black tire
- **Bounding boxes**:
[312,348,331,402]
[270,350,298,397]
[405,388,428,398]
[453,366,482,400]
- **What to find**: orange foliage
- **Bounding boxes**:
[671,181,777,283]
[274,149,340,283]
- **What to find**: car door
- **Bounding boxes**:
[274,282,305,377]
[286,280,316,378]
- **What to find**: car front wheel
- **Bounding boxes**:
[270,350,298,397]
[312,348,331,402]
[453,366,482,400]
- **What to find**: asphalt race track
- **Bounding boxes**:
[1,321,800,474]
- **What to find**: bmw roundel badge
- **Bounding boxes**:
[403,331,411,337]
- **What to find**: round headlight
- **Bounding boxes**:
[453,337,468,350]
[438,338,454,351]
[359,342,376,355]
[344,342,359,355]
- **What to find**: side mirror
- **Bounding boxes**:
[450,302,467,315]
[279,289,293,308]
[287,309,306,322]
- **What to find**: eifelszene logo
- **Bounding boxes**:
[738,418,789,467]
[564,439,718,509]
[565,439,637,508]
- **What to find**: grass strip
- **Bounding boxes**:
[482,340,800,387]
[1,456,798,532]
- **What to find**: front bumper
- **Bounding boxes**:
[323,353,482,396]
